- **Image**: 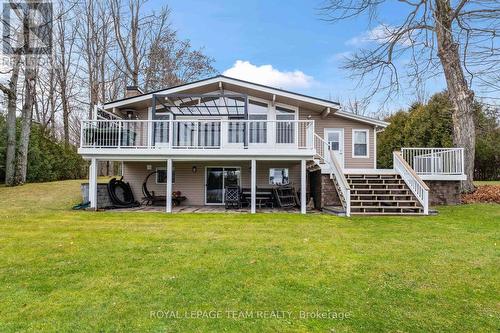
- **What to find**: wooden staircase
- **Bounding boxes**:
[346,173,425,215]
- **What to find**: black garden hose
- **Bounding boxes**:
[107,177,140,207]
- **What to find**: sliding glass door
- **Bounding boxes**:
[205,167,241,204]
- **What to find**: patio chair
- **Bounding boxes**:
[141,171,166,206]
[225,185,242,209]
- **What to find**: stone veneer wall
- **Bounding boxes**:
[321,174,341,207]
[81,183,113,208]
[424,180,461,205]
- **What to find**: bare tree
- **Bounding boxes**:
[342,97,370,116]
[321,0,500,192]
[13,55,37,185]
[110,0,168,88]
[75,0,113,116]
[144,32,216,91]
[53,0,79,145]
[0,53,21,186]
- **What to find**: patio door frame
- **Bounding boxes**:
[204,166,242,205]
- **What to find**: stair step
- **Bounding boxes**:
[351,189,411,194]
[346,174,400,179]
[353,180,404,184]
[351,195,415,200]
[350,199,418,204]
[349,184,407,190]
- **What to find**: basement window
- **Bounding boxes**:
[269,168,289,185]
[156,167,175,184]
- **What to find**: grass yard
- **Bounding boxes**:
[475,180,500,186]
[0,180,498,332]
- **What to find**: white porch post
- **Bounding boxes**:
[89,158,98,210]
[300,159,307,214]
[251,159,256,214]
[166,159,173,213]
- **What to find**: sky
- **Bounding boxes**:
[150,0,448,117]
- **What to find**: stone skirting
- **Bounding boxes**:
[81,183,113,208]
[321,174,341,207]
[424,180,461,205]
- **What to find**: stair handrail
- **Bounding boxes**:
[314,133,351,216]
[393,151,429,215]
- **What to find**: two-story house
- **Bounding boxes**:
[79,75,466,216]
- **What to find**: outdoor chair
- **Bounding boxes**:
[224,186,242,209]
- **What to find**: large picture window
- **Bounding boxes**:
[156,167,175,184]
[249,100,268,143]
[352,129,369,157]
[275,106,296,144]
[269,168,289,185]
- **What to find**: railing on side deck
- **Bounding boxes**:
[314,133,351,216]
[401,148,464,175]
[394,151,429,214]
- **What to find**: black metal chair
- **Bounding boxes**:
[225,186,241,209]
[141,171,166,206]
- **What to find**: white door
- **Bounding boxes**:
[324,129,344,167]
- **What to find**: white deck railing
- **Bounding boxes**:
[80,119,315,150]
[314,133,351,216]
[394,151,429,214]
[401,148,464,175]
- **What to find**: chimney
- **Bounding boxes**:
[125,86,143,98]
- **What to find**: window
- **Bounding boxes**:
[156,167,175,184]
[275,106,296,144]
[269,168,289,185]
[352,129,369,157]
[249,100,268,143]
[327,131,340,151]
[227,100,268,144]
[153,112,170,145]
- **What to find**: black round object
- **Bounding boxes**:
[107,177,138,207]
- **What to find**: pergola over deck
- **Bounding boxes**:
[151,93,249,118]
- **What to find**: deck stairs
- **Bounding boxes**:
[312,134,427,216]
[346,173,424,215]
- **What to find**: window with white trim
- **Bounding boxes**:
[156,167,175,184]
[353,130,369,157]
[248,100,268,143]
[275,106,296,144]
[269,168,289,185]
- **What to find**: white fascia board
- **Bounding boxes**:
[104,76,342,111]
[78,148,316,161]
[104,77,222,109]
[335,110,389,128]
[218,77,341,110]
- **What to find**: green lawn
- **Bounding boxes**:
[475,180,500,186]
[0,180,498,332]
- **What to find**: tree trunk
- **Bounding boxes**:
[434,0,475,192]
[13,62,36,185]
[61,81,70,145]
[4,54,21,186]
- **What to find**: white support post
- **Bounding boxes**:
[168,118,174,149]
[251,159,256,214]
[89,158,97,210]
[166,159,173,213]
[300,159,307,214]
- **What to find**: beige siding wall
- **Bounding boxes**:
[299,108,375,169]
[119,102,377,169]
[123,161,304,206]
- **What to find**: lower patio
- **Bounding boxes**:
[109,205,312,213]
